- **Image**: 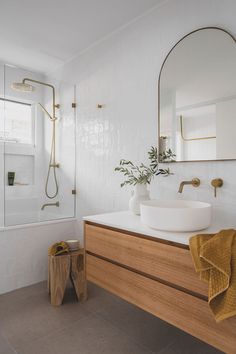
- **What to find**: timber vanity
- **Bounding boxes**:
[84,211,236,353]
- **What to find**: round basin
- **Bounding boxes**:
[140,199,212,232]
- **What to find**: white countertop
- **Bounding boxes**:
[83,210,234,245]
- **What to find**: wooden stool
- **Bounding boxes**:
[48,249,87,306]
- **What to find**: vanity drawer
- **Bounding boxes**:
[85,223,208,297]
[87,253,236,354]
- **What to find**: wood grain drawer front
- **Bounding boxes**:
[87,254,236,354]
[85,224,207,297]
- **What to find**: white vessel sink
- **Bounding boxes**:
[140,200,212,232]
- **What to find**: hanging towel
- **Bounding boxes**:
[189,229,236,322]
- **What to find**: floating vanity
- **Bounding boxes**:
[84,211,236,353]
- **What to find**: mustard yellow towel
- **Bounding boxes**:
[48,241,69,256]
[189,229,236,322]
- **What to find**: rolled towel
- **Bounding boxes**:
[48,241,69,256]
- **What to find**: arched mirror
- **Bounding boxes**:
[158,27,236,162]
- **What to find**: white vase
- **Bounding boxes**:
[129,184,150,215]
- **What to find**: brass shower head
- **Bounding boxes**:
[11,82,35,92]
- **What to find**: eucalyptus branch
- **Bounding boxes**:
[115,146,173,188]
[159,148,176,162]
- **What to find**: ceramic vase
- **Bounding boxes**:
[129,184,150,215]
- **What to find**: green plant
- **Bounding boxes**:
[159,148,176,162]
[115,146,172,188]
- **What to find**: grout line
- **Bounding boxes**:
[2,333,18,354]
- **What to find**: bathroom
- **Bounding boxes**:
[0,0,236,353]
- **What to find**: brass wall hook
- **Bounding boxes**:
[211,178,223,197]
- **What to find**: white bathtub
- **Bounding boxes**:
[0,216,79,294]
[4,211,73,226]
[3,197,74,227]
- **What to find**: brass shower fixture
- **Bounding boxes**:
[11,78,60,200]
[16,78,59,120]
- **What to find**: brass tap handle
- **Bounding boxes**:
[192,178,201,187]
[211,178,223,197]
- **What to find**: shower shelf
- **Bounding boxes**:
[4,144,36,156]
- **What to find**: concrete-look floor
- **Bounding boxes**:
[0,282,222,354]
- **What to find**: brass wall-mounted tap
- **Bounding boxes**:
[178,178,201,193]
[211,178,223,197]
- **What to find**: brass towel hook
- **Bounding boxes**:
[211,178,223,197]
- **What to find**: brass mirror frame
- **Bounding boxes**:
[158,26,236,163]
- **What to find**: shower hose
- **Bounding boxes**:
[45,120,59,199]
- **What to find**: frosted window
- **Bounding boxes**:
[0,99,33,144]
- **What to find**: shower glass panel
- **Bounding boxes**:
[3,64,76,226]
[0,63,5,227]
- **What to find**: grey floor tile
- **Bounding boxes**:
[16,314,152,354]
[93,286,223,354]
[0,282,91,349]
[0,282,47,314]
[0,281,225,354]
[0,334,16,354]
[159,330,223,354]
[81,282,122,313]
[95,294,181,352]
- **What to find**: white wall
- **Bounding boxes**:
[216,99,236,159]
[50,0,236,234]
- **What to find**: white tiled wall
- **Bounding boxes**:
[50,0,236,234]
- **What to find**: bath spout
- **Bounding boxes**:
[41,201,59,210]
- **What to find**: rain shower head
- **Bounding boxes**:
[11,82,35,92]
[11,77,57,121]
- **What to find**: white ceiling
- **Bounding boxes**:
[0,0,162,74]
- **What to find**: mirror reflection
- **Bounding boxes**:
[159,27,236,162]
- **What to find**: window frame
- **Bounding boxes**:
[0,97,35,146]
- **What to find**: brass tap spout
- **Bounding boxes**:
[178,178,200,193]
